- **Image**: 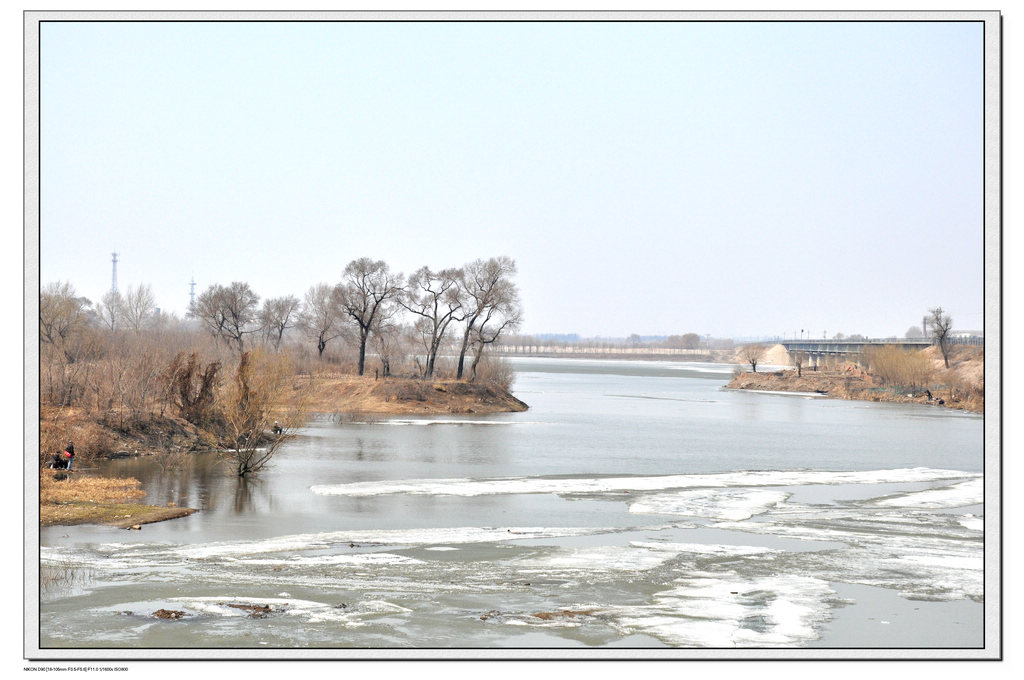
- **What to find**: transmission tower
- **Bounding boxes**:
[111,252,119,292]
[188,276,196,316]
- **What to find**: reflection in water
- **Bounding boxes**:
[232,475,262,515]
[98,452,237,512]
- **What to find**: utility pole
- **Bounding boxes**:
[111,252,119,293]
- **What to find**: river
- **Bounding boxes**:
[37,357,986,655]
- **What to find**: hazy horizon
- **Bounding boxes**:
[39,20,985,339]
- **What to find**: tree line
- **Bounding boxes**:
[187,256,521,380]
[41,256,521,391]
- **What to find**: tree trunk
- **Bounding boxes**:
[357,327,369,376]
[456,326,472,379]
[470,345,484,382]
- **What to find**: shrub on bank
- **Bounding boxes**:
[862,345,933,394]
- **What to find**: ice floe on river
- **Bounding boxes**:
[629,488,790,520]
[310,467,978,498]
[870,477,982,508]
[40,467,984,648]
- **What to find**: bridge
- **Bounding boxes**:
[777,336,981,368]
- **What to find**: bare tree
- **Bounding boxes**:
[337,258,405,376]
[468,284,522,382]
[928,307,954,368]
[260,295,301,350]
[370,313,407,378]
[297,284,345,360]
[96,290,124,331]
[455,257,517,379]
[191,282,261,352]
[401,266,464,378]
[39,282,95,403]
[221,349,307,476]
[121,283,157,332]
[39,281,90,349]
[741,344,766,373]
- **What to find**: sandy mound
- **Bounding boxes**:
[761,344,790,366]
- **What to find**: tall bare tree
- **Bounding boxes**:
[39,282,100,406]
[121,283,157,332]
[741,344,766,373]
[401,266,464,378]
[298,284,345,360]
[456,257,518,380]
[96,290,124,331]
[928,306,954,368]
[338,258,404,376]
[468,285,522,382]
[260,295,301,351]
[370,313,406,378]
[191,282,261,352]
[39,281,90,349]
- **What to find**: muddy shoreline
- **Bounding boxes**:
[725,368,983,413]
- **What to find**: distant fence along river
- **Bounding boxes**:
[495,345,713,357]
[494,335,982,360]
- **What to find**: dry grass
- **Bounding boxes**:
[40,558,93,595]
[40,472,146,504]
[39,472,197,527]
[863,345,933,391]
[288,373,528,415]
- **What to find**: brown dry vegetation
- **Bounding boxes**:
[39,472,197,527]
[38,277,526,524]
[292,373,529,416]
[726,345,984,413]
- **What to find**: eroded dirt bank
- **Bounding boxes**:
[291,375,529,416]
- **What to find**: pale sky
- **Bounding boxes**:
[38,19,986,339]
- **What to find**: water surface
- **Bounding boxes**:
[39,358,984,652]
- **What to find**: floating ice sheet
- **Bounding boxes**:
[311,468,978,498]
[611,573,837,647]
[630,489,789,520]
[871,478,983,508]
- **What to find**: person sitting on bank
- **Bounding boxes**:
[272,421,282,435]
[52,441,74,470]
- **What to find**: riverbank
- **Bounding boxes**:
[39,471,197,528]
[726,346,984,413]
[290,374,529,416]
[40,376,527,462]
[39,375,526,526]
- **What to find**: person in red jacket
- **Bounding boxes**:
[51,441,74,470]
